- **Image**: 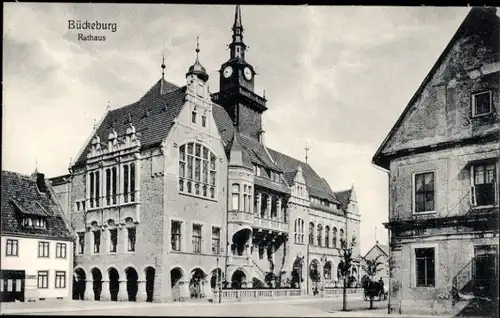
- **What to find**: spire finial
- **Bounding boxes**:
[195,36,200,61]
[35,158,38,172]
[234,5,243,29]
[93,118,97,131]
[161,50,166,79]
[263,89,266,99]
[305,142,310,163]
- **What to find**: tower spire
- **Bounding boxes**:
[305,142,310,163]
[195,36,200,62]
[160,49,167,94]
[229,5,246,60]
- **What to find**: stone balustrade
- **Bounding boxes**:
[214,288,363,302]
[253,217,289,232]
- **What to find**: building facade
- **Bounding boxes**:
[1,171,74,302]
[361,242,389,288]
[51,5,361,303]
[372,7,499,315]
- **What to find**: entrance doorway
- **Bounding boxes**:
[474,245,498,298]
[0,270,25,302]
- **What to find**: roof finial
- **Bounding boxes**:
[35,158,38,172]
[161,50,166,79]
[195,36,200,61]
[305,142,310,163]
[263,89,266,99]
[233,4,243,29]
[106,101,110,111]
[93,118,97,131]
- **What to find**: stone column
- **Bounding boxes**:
[180,280,190,301]
[118,280,129,301]
[204,279,214,301]
[101,280,111,301]
[84,280,94,301]
[266,195,272,219]
[277,199,282,221]
[136,280,148,302]
[256,193,262,216]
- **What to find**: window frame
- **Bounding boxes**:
[171,220,182,252]
[38,241,50,258]
[192,223,202,254]
[211,226,221,254]
[127,227,136,252]
[470,161,498,208]
[55,271,66,289]
[412,170,436,215]
[37,271,49,289]
[411,243,438,288]
[77,232,85,255]
[109,228,118,253]
[55,242,67,259]
[5,239,19,257]
[92,230,101,254]
[471,90,493,118]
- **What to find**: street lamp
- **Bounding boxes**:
[215,247,224,304]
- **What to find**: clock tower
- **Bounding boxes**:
[212,5,267,141]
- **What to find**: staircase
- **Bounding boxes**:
[452,258,474,305]
[252,260,268,284]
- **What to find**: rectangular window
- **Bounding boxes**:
[192,111,197,124]
[109,229,118,253]
[127,228,136,252]
[38,241,49,258]
[414,172,435,213]
[415,247,435,287]
[6,239,18,256]
[93,230,101,254]
[472,163,497,207]
[112,167,117,205]
[56,243,67,259]
[55,271,66,289]
[212,227,221,254]
[192,224,202,253]
[95,171,100,208]
[123,165,129,203]
[232,184,240,210]
[130,163,136,202]
[38,271,49,289]
[202,115,207,127]
[171,221,181,251]
[106,168,111,205]
[472,91,492,117]
[78,232,85,255]
[89,172,95,208]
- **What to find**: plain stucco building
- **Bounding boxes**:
[372,7,499,316]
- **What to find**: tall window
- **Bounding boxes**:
[109,229,118,253]
[309,222,314,245]
[472,163,497,206]
[300,219,304,243]
[128,228,136,252]
[271,196,278,218]
[37,271,48,289]
[171,221,181,251]
[38,241,49,258]
[123,163,136,203]
[93,230,101,254]
[88,171,100,208]
[78,232,85,255]
[55,271,66,289]
[332,227,337,248]
[414,172,435,213]
[191,110,197,124]
[232,184,240,210]
[415,247,435,287]
[179,143,217,199]
[212,227,221,254]
[472,91,492,117]
[192,224,202,253]
[243,185,248,212]
[317,224,323,247]
[325,226,330,248]
[6,239,18,256]
[105,167,118,206]
[56,243,67,259]
[339,228,345,248]
[202,115,207,127]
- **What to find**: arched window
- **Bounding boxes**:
[324,262,332,280]
[179,142,217,200]
[339,228,345,248]
[232,184,240,210]
[333,227,337,248]
[317,224,323,246]
[325,226,330,248]
[309,222,315,245]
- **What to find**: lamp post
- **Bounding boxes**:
[215,247,224,304]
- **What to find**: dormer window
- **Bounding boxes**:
[22,217,47,229]
[472,91,492,117]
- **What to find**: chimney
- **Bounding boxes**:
[36,172,48,193]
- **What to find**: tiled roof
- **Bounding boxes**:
[228,130,253,170]
[282,171,297,186]
[267,148,340,204]
[254,176,291,195]
[74,79,186,166]
[334,189,352,209]
[1,171,73,240]
[239,135,281,171]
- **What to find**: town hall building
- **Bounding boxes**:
[50,5,362,303]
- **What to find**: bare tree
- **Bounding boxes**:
[337,236,356,311]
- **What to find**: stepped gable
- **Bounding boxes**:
[74,79,186,166]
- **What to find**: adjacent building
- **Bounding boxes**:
[1,170,74,302]
[50,5,361,303]
[361,241,389,288]
[372,7,499,315]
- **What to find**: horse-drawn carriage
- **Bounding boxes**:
[362,279,387,301]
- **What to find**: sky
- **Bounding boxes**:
[3,3,472,255]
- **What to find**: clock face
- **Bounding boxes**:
[244,67,252,80]
[223,66,233,78]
